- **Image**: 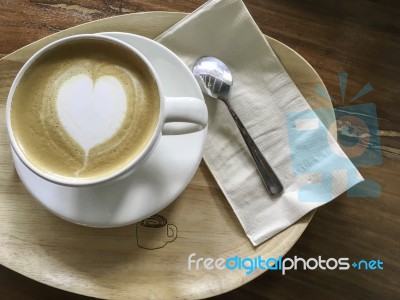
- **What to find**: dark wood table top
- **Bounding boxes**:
[0,1,399,299]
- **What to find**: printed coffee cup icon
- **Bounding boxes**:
[136,214,177,250]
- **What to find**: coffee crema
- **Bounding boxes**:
[11,39,160,180]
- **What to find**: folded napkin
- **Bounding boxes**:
[156,0,363,246]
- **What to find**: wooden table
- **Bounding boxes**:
[0,1,398,299]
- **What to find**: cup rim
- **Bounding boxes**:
[6,34,165,187]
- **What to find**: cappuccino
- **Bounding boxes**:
[10,39,160,180]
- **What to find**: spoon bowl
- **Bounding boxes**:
[193,56,232,101]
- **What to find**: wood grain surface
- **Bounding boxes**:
[0,1,398,300]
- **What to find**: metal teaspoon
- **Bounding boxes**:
[193,56,283,196]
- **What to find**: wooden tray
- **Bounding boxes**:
[0,12,335,300]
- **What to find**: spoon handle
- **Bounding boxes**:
[225,102,284,196]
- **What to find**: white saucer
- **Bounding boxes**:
[11,32,207,227]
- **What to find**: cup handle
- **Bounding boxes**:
[163,97,208,135]
[167,224,178,243]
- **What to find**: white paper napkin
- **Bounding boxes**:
[156,0,363,246]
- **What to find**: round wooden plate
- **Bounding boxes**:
[0,12,335,300]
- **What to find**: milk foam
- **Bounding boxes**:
[56,73,128,154]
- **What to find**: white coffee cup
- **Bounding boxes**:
[6,34,208,187]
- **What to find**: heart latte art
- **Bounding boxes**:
[11,39,160,180]
[57,74,128,154]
